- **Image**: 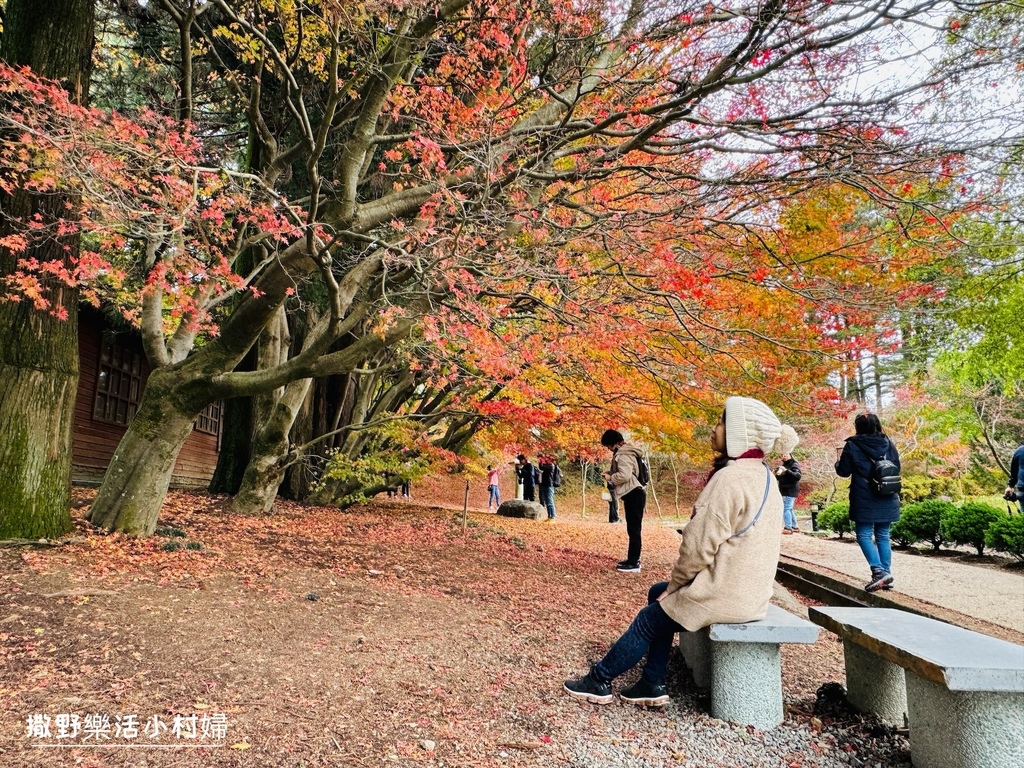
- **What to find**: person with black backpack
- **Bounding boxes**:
[600,429,649,573]
[835,413,902,592]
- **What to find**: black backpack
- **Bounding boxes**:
[865,443,901,496]
[634,455,651,487]
[552,464,563,487]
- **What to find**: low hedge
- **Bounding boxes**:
[817,501,853,538]
[984,514,1024,562]
[941,502,1006,556]
[890,499,954,550]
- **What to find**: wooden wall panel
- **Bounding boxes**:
[71,312,221,488]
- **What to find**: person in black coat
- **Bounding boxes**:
[516,453,539,502]
[775,453,801,533]
[1006,444,1024,514]
[835,413,901,592]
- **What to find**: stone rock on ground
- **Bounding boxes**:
[496,499,546,520]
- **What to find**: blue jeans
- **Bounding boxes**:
[541,485,556,518]
[782,496,797,530]
[855,521,892,573]
[488,484,500,508]
[593,582,683,686]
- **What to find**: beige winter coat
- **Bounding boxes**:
[606,442,644,500]
[660,458,782,632]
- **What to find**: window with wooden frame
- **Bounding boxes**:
[194,400,222,438]
[93,335,146,426]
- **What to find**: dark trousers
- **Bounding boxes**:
[622,487,646,565]
[593,581,682,686]
[523,484,535,502]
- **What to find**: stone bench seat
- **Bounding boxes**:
[809,606,1024,768]
[678,604,820,729]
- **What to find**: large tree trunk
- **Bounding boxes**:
[232,378,313,515]
[207,393,254,495]
[87,367,206,535]
[0,327,78,538]
[207,346,256,495]
[89,241,320,534]
[0,0,94,538]
[281,380,317,500]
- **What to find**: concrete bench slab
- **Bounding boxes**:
[809,606,1024,768]
[680,604,820,730]
[710,604,821,644]
[809,606,1024,692]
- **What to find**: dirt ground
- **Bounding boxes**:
[0,485,888,768]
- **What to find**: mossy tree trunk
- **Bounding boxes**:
[232,378,313,515]
[86,367,207,535]
[0,0,94,538]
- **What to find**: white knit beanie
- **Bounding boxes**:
[724,396,799,458]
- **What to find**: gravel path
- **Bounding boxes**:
[780,533,1024,633]
[543,581,913,768]
[554,658,912,768]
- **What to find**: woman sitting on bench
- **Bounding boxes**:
[563,396,798,707]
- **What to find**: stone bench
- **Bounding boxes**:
[809,606,1024,768]
[678,604,820,729]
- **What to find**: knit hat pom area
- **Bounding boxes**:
[724,396,799,459]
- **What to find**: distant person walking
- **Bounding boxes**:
[601,430,647,572]
[538,455,558,520]
[835,413,901,592]
[486,465,501,511]
[775,453,801,533]
[516,454,539,502]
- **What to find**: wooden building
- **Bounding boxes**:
[72,309,222,487]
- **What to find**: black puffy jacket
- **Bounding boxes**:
[775,458,801,498]
[835,434,901,523]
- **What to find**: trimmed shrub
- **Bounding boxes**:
[818,501,853,539]
[890,515,916,547]
[941,502,1006,556]
[985,515,1024,562]
[893,500,955,551]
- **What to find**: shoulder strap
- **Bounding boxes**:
[730,462,772,540]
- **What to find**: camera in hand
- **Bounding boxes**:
[1005,489,1020,502]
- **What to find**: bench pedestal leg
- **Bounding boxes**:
[905,672,1024,768]
[679,631,712,689]
[843,640,907,724]
[710,641,783,729]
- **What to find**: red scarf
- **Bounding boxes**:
[706,448,765,483]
